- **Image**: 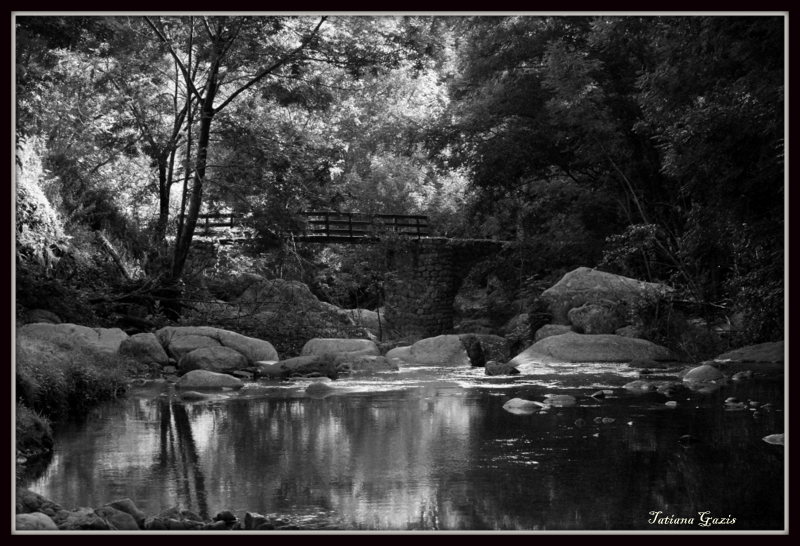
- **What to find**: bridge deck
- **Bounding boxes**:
[189,211,430,243]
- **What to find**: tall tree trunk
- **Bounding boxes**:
[170,80,217,281]
[153,154,170,243]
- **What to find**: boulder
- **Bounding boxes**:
[306,381,335,398]
[17,323,128,355]
[334,354,398,373]
[714,341,784,364]
[301,338,379,357]
[256,361,283,378]
[23,309,61,324]
[276,355,337,378]
[459,334,510,367]
[166,334,221,360]
[16,488,63,517]
[510,332,674,366]
[178,346,249,374]
[533,324,573,342]
[543,394,577,408]
[682,364,724,383]
[502,398,543,415]
[175,370,244,390]
[156,326,279,364]
[502,312,531,351]
[117,332,169,366]
[540,267,672,324]
[106,498,146,528]
[485,361,520,376]
[615,325,644,338]
[236,278,322,312]
[94,505,140,530]
[54,507,112,530]
[567,303,622,334]
[385,334,470,367]
[345,309,383,332]
[16,512,59,530]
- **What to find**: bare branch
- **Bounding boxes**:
[144,16,203,101]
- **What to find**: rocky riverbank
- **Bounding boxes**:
[15,488,332,531]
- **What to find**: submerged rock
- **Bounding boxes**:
[543,394,577,408]
[305,381,335,398]
[682,364,724,383]
[485,361,520,376]
[502,398,544,415]
[762,434,784,446]
[175,370,244,390]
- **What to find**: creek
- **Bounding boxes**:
[22,363,785,531]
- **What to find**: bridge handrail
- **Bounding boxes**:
[188,211,429,241]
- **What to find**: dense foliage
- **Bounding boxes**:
[15,15,784,348]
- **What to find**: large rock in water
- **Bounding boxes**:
[175,370,244,390]
[385,335,470,367]
[156,326,278,363]
[17,323,128,355]
[682,364,724,383]
[540,267,673,324]
[117,332,169,366]
[177,346,249,374]
[270,355,338,379]
[510,332,674,366]
[301,338,379,357]
[714,341,784,364]
[458,334,510,366]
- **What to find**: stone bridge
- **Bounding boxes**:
[381,237,509,337]
[187,212,508,337]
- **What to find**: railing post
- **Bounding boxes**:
[348,213,353,239]
[325,212,330,238]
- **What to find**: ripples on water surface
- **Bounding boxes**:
[24,363,785,531]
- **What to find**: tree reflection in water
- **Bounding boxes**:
[157,397,210,519]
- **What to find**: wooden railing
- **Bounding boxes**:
[189,211,429,243]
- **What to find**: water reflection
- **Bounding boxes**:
[25,374,784,530]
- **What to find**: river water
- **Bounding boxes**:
[22,363,785,531]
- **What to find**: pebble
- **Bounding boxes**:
[725,397,739,404]
[601,417,615,424]
[665,401,678,408]
[574,418,586,428]
[593,416,603,424]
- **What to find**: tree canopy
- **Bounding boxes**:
[15,14,784,344]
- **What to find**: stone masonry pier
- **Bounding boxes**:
[383,237,507,337]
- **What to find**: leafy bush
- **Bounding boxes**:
[16,403,53,457]
[16,344,132,421]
